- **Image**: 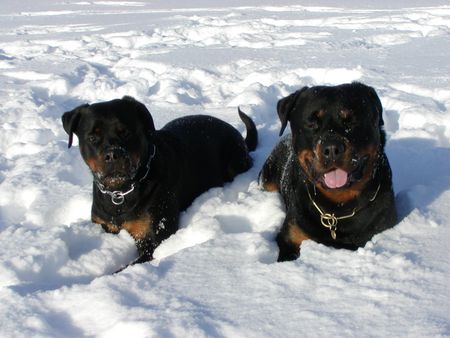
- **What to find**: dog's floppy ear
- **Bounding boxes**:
[122,96,155,134]
[277,87,308,136]
[365,85,383,125]
[362,84,386,147]
[62,104,89,148]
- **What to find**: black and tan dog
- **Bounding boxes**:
[260,82,397,261]
[62,96,257,265]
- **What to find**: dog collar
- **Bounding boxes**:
[306,183,381,240]
[96,144,156,206]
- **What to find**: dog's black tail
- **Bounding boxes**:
[238,107,258,152]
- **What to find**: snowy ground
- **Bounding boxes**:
[1,1,450,337]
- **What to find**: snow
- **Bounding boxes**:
[1,0,450,337]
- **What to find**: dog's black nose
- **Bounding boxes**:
[104,148,126,162]
[321,139,346,162]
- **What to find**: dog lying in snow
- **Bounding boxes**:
[62,96,257,265]
[259,83,397,261]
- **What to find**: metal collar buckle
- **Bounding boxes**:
[95,144,156,206]
[97,183,136,205]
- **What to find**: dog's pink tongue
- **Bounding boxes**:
[323,169,348,189]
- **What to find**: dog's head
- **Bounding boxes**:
[62,96,155,190]
[278,82,385,202]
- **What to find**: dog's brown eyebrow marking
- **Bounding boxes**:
[316,109,325,118]
[308,110,325,120]
[339,109,352,119]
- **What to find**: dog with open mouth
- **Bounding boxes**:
[62,96,257,267]
[259,82,397,261]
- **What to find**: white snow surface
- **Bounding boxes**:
[1,1,450,337]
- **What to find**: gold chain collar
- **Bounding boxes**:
[306,183,381,240]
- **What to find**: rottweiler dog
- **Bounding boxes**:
[62,96,257,265]
[260,82,397,261]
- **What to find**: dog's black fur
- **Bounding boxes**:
[259,83,397,261]
[62,96,257,265]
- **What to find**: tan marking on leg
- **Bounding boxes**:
[92,214,120,233]
[263,182,279,192]
[122,213,153,240]
[288,222,311,248]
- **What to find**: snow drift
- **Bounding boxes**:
[0,1,449,337]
